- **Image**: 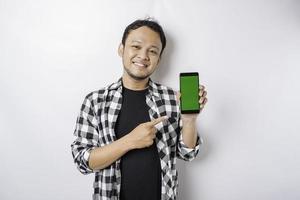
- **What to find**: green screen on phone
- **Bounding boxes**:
[180,73,200,113]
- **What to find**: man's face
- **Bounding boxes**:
[118,26,162,81]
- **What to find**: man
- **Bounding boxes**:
[71,18,207,200]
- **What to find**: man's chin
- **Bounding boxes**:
[130,74,149,81]
[126,70,150,81]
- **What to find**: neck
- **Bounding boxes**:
[122,73,149,91]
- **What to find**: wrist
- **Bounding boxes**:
[182,117,196,125]
[122,134,136,151]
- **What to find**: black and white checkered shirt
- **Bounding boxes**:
[71,78,202,200]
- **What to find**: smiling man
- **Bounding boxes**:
[71,18,207,200]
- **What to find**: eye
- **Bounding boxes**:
[132,45,140,49]
[149,50,158,55]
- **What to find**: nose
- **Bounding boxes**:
[137,49,149,61]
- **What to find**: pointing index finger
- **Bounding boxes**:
[148,116,168,126]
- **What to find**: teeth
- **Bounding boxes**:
[134,62,146,67]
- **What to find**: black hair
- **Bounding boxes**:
[121,18,167,56]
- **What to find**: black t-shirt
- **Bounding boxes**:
[115,86,161,200]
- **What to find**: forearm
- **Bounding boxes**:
[88,135,134,170]
[181,118,198,148]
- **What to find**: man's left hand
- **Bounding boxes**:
[176,85,208,121]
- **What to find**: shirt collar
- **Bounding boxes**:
[108,77,160,98]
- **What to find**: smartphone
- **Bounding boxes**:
[180,72,200,114]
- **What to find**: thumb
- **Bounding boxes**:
[176,91,181,102]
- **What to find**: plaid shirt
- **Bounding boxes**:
[71,78,202,200]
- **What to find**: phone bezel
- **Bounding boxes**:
[180,72,200,114]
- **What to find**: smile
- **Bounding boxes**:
[133,62,148,68]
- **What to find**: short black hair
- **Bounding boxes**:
[121,18,167,56]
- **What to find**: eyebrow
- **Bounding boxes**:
[131,40,160,50]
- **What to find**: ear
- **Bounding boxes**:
[118,43,124,57]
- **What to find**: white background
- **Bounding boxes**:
[1,0,300,199]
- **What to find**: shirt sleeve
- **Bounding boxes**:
[176,117,203,161]
[71,94,99,174]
